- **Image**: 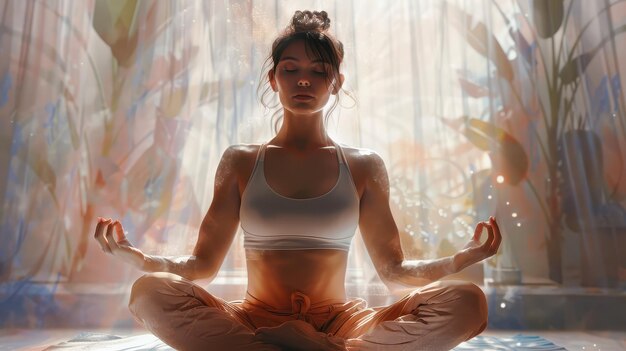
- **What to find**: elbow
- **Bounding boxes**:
[379,274,422,295]
[379,265,410,292]
[380,264,434,291]
[192,267,218,281]
[190,258,219,281]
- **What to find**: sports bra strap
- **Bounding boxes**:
[258,142,268,162]
[334,141,347,165]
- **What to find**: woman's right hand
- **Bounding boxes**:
[94,217,146,270]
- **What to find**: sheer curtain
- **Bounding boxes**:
[1,0,625,328]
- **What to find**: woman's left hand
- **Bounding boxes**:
[454,216,502,272]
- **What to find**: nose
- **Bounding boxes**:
[297,79,310,87]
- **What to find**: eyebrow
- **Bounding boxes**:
[279,56,327,63]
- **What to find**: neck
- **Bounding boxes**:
[273,109,331,150]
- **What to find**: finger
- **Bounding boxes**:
[113,221,128,242]
[94,218,102,239]
[94,217,107,239]
[482,222,495,253]
[114,222,133,247]
[472,222,485,241]
[94,218,113,253]
[105,221,120,252]
[490,217,502,253]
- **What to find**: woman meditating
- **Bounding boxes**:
[94,10,501,351]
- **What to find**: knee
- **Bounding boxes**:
[128,272,180,316]
[130,272,174,298]
[443,280,488,333]
[411,280,488,329]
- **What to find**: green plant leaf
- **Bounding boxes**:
[531,0,564,38]
[92,0,140,67]
[464,126,492,151]
[559,52,594,86]
[559,24,626,85]
[464,119,529,185]
[448,4,514,82]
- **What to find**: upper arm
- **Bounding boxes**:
[192,145,242,278]
[358,151,404,283]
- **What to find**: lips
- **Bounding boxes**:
[293,94,314,100]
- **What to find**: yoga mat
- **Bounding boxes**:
[44,332,567,350]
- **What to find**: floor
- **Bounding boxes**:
[0,328,624,351]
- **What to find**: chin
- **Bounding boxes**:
[283,102,323,113]
[287,107,325,116]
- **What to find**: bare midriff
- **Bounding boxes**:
[245,248,349,309]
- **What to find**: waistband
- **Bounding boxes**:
[244,290,347,321]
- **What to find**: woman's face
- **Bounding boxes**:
[269,39,343,115]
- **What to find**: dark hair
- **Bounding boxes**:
[258,10,352,134]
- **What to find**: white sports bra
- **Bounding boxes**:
[239,141,360,251]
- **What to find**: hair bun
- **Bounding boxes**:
[291,10,330,33]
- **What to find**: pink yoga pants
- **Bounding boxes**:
[128,272,487,350]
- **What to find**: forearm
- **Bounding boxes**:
[386,254,461,288]
[142,254,216,281]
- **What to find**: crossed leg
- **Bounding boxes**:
[128,272,280,351]
[129,273,487,351]
[338,280,488,351]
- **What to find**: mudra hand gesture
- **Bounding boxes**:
[455,216,502,271]
[94,217,146,270]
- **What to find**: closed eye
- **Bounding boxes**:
[281,65,327,75]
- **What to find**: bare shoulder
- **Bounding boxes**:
[339,144,386,195]
[340,144,384,171]
[222,143,260,163]
[228,143,263,194]
[224,143,257,153]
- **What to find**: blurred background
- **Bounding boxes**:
[1,0,625,333]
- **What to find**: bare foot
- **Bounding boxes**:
[254,320,346,351]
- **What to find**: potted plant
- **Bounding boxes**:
[446,0,626,284]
